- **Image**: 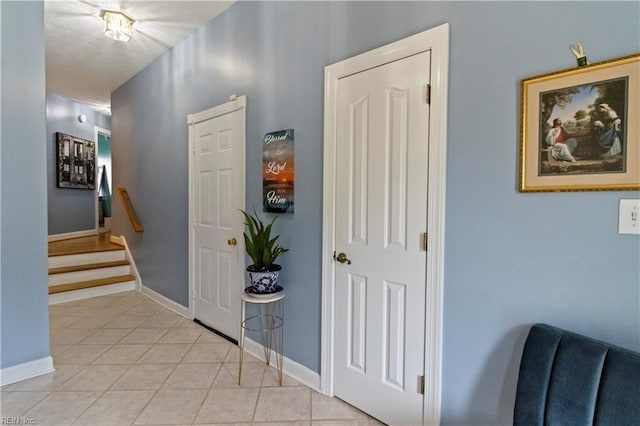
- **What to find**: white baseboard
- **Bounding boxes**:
[243,337,321,392]
[48,229,97,242]
[49,281,135,305]
[112,235,142,291]
[140,285,190,318]
[0,356,54,386]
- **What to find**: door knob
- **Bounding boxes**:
[228,237,237,246]
[334,251,352,265]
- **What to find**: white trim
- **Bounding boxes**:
[94,126,111,233]
[49,281,135,305]
[48,229,97,242]
[187,96,247,322]
[242,337,321,392]
[111,234,142,291]
[141,284,191,318]
[0,356,54,386]
[321,24,448,425]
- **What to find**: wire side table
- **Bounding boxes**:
[238,289,284,385]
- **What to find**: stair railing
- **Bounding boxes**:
[117,187,144,233]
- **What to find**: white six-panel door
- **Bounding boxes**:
[333,51,431,425]
[189,97,245,340]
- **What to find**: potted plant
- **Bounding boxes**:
[241,208,288,294]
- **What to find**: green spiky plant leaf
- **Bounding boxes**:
[240,208,288,271]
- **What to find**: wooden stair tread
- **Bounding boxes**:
[49,235,124,257]
[49,275,136,294]
[49,260,130,275]
[48,244,125,257]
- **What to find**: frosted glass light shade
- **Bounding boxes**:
[103,11,133,42]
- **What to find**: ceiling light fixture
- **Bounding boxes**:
[101,10,134,42]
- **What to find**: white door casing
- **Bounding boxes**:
[95,126,111,233]
[322,25,448,425]
[188,96,246,340]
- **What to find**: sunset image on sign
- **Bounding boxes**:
[263,129,294,213]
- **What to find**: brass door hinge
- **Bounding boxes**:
[421,232,428,251]
[418,375,425,395]
[426,84,431,105]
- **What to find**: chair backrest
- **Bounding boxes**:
[514,323,640,426]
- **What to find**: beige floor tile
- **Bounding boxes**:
[24,391,102,425]
[60,364,128,390]
[312,420,384,425]
[0,391,50,417]
[253,422,310,426]
[190,424,253,426]
[226,346,264,363]
[212,363,265,388]
[1,365,84,391]
[50,328,96,345]
[49,315,83,330]
[50,344,72,356]
[173,318,203,329]
[53,344,110,365]
[182,343,230,363]
[158,327,203,344]
[262,368,301,387]
[125,302,163,315]
[138,312,181,328]
[138,344,191,364]
[133,389,207,425]
[104,315,149,329]
[79,295,117,306]
[311,393,370,421]
[195,330,228,343]
[194,388,259,424]
[119,327,169,344]
[253,386,311,422]
[95,305,138,316]
[79,328,133,344]
[66,315,118,329]
[162,363,220,390]
[56,305,102,317]
[92,344,152,364]
[73,390,156,425]
[111,363,176,391]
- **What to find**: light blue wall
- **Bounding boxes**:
[46,91,111,235]
[111,2,640,424]
[0,0,50,369]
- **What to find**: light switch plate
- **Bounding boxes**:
[619,199,640,235]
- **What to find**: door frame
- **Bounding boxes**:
[187,95,247,321]
[321,24,449,424]
[94,126,111,233]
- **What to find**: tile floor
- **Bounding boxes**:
[1,291,383,425]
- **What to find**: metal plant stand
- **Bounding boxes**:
[238,289,284,385]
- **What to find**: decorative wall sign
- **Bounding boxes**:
[56,132,96,190]
[263,129,294,213]
[520,54,640,192]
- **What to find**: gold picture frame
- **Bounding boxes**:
[519,53,640,192]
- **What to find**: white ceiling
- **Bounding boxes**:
[45,0,233,115]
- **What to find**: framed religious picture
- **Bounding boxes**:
[56,132,96,189]
[519,53,640,192]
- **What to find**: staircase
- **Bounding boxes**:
[48,235,137,302]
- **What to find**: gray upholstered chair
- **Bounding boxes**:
[514,324,640,425]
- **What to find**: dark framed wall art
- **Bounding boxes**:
[56,132,96,190]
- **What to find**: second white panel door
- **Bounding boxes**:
[334,50,431,425]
